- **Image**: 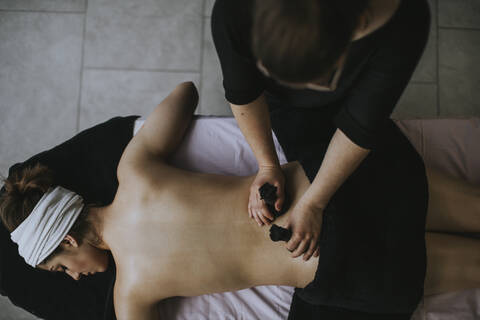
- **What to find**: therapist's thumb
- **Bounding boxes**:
[275,183,285,212]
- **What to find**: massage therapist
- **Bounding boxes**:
[211,0,430,260]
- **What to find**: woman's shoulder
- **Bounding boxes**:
[116,134,169,185]
[112,272,165,319]
[114,260,176,308]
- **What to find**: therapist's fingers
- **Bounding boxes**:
[252,210,262,226]
[255,214,264,226]
[286,233,302,253]
[250,204,262,226]
[248,189,261,225]
[258,211,271,226]
[252,210,269,226]
[274,181,285,212]
[291,240,309,258]
[250,190,273,223]
[255,197,272,226]
[256,191,274,221]
[250,194,270,226]
[302,240,318,261]
[313,247,320,258]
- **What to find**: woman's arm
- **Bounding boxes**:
[134,81,199,159]
[118,82,198,175]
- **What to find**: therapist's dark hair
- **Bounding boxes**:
[252,0,369,83]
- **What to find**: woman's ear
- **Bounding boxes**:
[62,234,79,248]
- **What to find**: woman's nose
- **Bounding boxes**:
[66,269,81,280]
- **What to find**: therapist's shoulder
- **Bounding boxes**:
[211,0,246,18]
[211,0,254,33]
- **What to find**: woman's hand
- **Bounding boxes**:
[248,165,285,226]
[285,200,322,261]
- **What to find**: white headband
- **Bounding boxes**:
[10,186,84,267]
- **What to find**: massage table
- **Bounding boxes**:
[132,117,480,320]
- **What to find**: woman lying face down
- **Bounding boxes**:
[0,82,321,319]
[40,234,108,279]
[35,213,110,279]
[1,82,479,319]
[0,164,109,280]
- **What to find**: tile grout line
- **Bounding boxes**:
[75,0,88,133]
[84,66,200,74]
[438,26,480,31]
[198,0,207,114]
[410,80,437,85]
[436,0,440,117]
[0,9,84,14]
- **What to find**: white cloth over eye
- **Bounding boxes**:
[10,186,84,267]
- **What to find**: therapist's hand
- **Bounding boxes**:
[285,200,322,261]
[249,165,285,226]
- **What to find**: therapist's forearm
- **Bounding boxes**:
[301,128,370,210]
[230,93,280,167]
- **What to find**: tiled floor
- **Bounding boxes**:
[0,1,479,319]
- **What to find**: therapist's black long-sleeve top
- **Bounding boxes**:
[211,0,430,149]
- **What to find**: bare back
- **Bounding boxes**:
[106,154,318,303]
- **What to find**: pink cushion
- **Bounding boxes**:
[396,118,480,185]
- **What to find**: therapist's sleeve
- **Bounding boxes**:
[211,0,265,106]
[335,5,431,149]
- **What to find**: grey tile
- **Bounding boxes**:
[79,69,200,130]
[84,0,203,71]
[0,12,83,177]
[439,0,480,28]
[0,0,85,12]
[411,0,437,83]
[199,18,231,116]
[439,29,480,117]
[205,0,215,16]
[0,296,41,320]
[392,83,438,119]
